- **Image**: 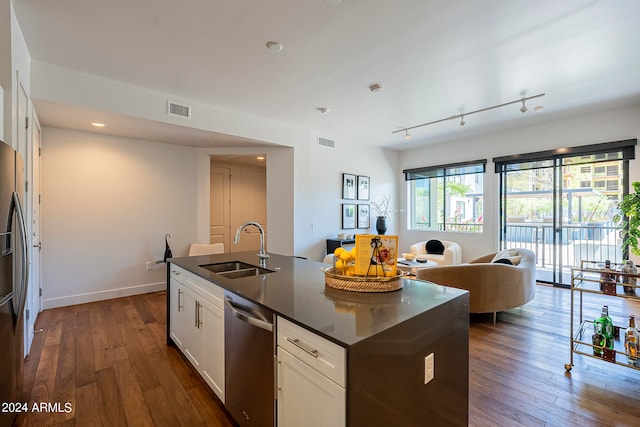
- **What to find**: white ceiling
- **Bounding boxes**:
[13,0,640,150]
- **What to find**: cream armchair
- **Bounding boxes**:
[415,248,536,324]
[409,240,462,266]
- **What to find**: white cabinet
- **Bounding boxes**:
[168,269,186,349]
[276,317,345,427]
[181,286,204,369]
[169,264,225,402]
[200,295,225,399]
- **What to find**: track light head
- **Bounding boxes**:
[459,115,465,126]
[404,130,411,139]
[520,99,528,113]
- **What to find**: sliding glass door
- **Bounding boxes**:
[496,140,636,286]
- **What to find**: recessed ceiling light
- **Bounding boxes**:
[534,105,545,112]
[266,41,284,52]
[91,122,105,127]
[317,107,330,114]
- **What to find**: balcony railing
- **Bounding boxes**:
[504,223,622,271]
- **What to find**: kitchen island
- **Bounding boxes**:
[168,252,469,426]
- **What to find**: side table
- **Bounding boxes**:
[397,258,437,277]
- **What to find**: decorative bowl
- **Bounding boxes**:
[403,253,416,261]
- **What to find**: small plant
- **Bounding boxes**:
[371,194,392,218]
[614,181,640,256]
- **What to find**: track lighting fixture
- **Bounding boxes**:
[393,93,545,138]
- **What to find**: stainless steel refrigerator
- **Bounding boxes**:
[1,141,29,427]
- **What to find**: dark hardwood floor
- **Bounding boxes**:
[16,285,640,426]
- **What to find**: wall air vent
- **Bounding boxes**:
[318,137,335,148]
[168,101,191,119]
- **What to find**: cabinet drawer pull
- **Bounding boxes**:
[195,300,202,328]
[177,289,183,312]
[286,337,319,358]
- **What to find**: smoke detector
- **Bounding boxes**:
[266,41,284,52]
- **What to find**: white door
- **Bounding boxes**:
[210,166,231,249]
[236,167,267,252]
[25,110,41,355]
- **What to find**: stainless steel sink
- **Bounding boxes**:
[199,261,275,279]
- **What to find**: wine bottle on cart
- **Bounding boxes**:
[593,305,614,356]
[622,260,638,295]
[625,315,639,366]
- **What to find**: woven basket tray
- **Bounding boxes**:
[322,267,403,293]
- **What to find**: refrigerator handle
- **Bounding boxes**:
[12,191,29,315]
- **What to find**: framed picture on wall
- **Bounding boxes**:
[342,204,356,229]
[342,173,356,199]
[357,204,370,229]
[357,175,370,200]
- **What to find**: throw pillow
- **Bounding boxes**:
[425,240,445,255]
[491,249,512,263]
[493,258,513,265]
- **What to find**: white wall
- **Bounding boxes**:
[398,104,640,261]
[0,1,30,149]
[41,127,199,308]
[40,124,396,308]
[292,130,399,260]
[196,131,397,262]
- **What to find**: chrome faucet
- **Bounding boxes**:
[234,221,269,267]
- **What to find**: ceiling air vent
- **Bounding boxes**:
[168,101,191,119]
[318,137,335,148]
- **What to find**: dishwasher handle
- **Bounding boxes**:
[225,296,273,332]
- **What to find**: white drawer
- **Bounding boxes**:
[169,264,187,284]
[170,264,224,309]
[277,316,346,387]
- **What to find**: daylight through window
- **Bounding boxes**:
[404,160,486,232]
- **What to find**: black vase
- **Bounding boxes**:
[375,216,387,235]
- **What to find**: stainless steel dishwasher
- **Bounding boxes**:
[224,291,275,427]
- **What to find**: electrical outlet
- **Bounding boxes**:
[145,261,153,271]
[424,353,434,384]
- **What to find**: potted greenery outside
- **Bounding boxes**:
[614,181,640,257]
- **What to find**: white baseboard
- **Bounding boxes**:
[42,281,167,309]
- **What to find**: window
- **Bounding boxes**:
[404,160,485,232]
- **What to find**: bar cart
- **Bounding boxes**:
[566,260,640,372]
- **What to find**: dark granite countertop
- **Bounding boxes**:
[169,252,467,347]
